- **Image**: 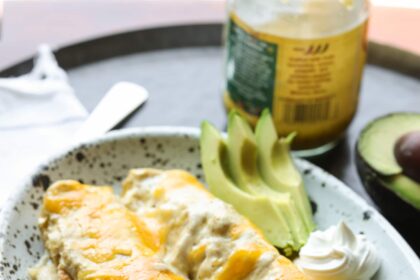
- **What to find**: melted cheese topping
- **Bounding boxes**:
[38,180,186,280]
[216,244,264,280]
[33,170,306,280]
[122,169,307,280]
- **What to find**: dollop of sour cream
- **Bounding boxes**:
[295,222,380,280]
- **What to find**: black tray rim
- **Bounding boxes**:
[0,23,419,79]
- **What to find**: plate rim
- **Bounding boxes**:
[1,126,419,277]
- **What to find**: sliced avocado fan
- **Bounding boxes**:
[200,111,315,254]
[256,109,315,233]
[200,122,295,252]
[227,112,309,249]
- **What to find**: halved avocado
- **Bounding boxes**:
[200,121,295,252]
[226,112,308,249]
[356,113,420,222]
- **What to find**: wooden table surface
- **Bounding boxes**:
[1,0,420,71]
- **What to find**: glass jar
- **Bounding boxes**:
[224,0,369,156]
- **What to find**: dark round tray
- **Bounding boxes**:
[2,24,420,253]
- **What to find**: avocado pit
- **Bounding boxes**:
[394,131,420,183]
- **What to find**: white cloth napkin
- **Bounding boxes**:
[0,45,87,203]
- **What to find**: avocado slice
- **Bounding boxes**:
[226,112,308,249]
[255,109,315,233]
[356,113,420,222]
[200,121,295,252]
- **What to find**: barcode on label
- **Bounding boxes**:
[283,99,331,123]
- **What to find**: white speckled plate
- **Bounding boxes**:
[0,127,419,279]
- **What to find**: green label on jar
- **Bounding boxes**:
[226,17,277,116]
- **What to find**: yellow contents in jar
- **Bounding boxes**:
[224,0,368,152]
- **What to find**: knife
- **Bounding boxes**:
[73,81,149,142]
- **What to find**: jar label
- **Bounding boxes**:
[225,13,368,144]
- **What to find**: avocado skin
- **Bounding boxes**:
[355,150,420,223]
